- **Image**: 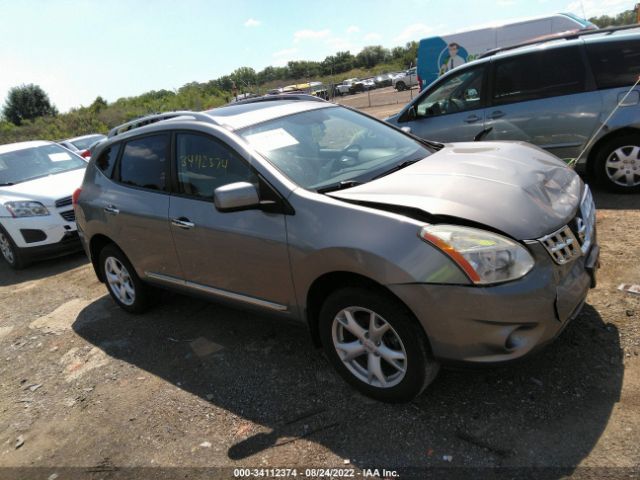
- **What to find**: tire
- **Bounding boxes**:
[395,81,406,91]
[594,133,640,193]
[0,225,27,269]
[99,244,153,313]
[318,287,439,403]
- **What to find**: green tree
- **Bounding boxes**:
[355,46,390,69]
[89,96,108,113]
[2,84,58,125]
[589,9,636,27]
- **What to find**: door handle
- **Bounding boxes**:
[489,110,505,119]
[104,205,119,215]
[171,217,195,229]
[464,114,480,123]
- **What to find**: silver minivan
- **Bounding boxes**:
[75,98,598,402]
[387,27,640,193]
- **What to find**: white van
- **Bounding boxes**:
[416,13,596,90]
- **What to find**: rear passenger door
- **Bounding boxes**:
[168,131,295,311]
[106,133,183,279]
[485,45,602,161]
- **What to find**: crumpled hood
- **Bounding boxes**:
[328,141,582,240]
[0,168,86,207]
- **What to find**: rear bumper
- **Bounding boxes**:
[389,242,598,364]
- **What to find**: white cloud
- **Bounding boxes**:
[326,36,357,51]
[294,29,331,43]
[566,0,630,17]
[363,32,382,42]
[273,48,299,58]
[346,25,360,34]
[244,18,261,27]
[393,23,434,44]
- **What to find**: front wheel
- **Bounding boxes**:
[0,226,27,269]
[395,81,406,91]
[594,134,640,193]
[319,287,439,402]
[99,244,152,313]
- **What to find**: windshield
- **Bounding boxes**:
[238,106,432,190]
[71,134,106,150]
[0,144,86,186]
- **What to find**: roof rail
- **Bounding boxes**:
[107,111,215,138]
[479,24,640,59]
[225,93,326,106]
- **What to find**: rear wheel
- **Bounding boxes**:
[0,226,27,269]
[319,287,439,402]
[594,134,640,193]
[99,244,152,313]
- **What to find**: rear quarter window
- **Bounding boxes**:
[586,39,640,89]
[95,143,121,179]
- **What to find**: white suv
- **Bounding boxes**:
[0,141,87,268]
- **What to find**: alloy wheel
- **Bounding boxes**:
[331,306,407,388]
[0,232,15,264]
[104,256,136,306]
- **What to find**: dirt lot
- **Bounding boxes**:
[1,103,640,479]
[334,86,418,119]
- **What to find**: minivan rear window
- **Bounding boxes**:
[586,40,640,90]
[492,46,586,104]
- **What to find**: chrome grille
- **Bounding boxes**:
[55,196,72,208]
[539,226,581,264]
[538,186,596,265]
[60,210,75,222]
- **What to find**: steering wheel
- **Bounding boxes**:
[448,98,464,112]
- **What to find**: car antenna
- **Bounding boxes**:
[568,75,640,168]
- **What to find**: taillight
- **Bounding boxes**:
[417,74,422,90]
[81,150,91,159]
[72,188,82,206]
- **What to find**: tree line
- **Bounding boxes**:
[0,9,636,143]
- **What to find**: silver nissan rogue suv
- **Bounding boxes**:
[75,97,599,402]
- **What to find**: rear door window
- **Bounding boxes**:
[492,46,586,105]
[586,39,640,89]
[118,134,169,191]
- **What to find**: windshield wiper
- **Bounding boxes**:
[0,182,15,186]
[317,180,362,194]
[371,159,422,180]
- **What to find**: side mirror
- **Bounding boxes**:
[398,105,417,123]
[214,182,260,212]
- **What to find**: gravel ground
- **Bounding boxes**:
[0,105,639,479]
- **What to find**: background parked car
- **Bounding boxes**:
[387,26,640,193]
[0,141,86,268]
[392,67,419,91]
[374,73,395,88]
[335,79,359,96]
[58,133,106,159]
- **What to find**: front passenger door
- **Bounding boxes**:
[168,132,295,311]
[401,65,489,142]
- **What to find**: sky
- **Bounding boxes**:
[0,0,632,112]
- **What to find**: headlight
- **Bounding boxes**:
[4,201,50,218]
[419,225,534,285]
